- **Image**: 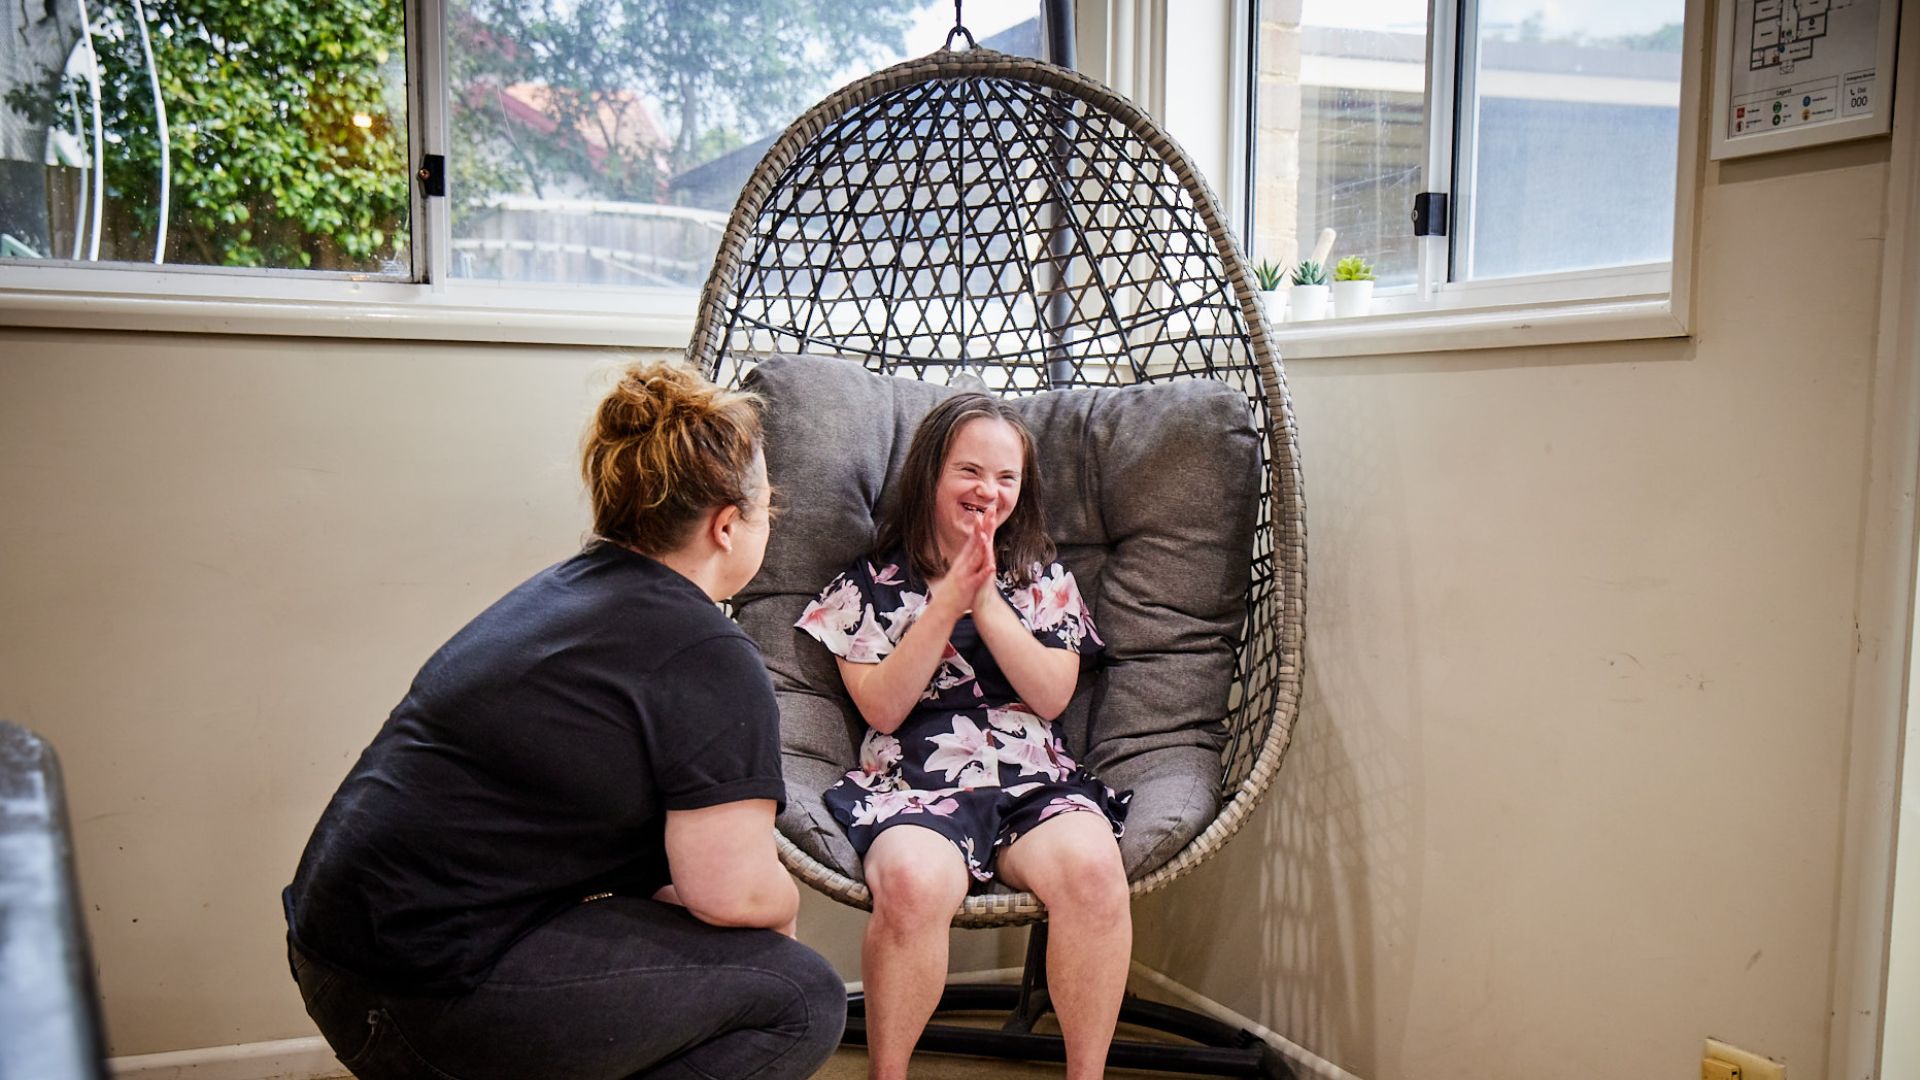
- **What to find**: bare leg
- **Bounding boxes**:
[861,826,971,1080]
[997,813,1131,1080]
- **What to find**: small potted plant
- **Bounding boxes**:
[1253,259,1287,316]
[1288,259,1329,321]
[1332,255,1376,317]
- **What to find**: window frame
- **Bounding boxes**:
[0,0,1050,348]
[0,0,1699,353]
[1242,0,1701,359]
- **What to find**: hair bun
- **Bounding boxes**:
[582,360,764,555]
[599,363,699,438]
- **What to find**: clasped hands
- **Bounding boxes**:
[929,505,1003,622]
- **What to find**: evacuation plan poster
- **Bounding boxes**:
[1724,0,1885,143]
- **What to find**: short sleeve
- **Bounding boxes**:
[795,559,903,664]
[1007,563,1104,654]
[641,634,786,813]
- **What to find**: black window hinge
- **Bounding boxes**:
[417,154,446,198]
[1412,192,1448,237]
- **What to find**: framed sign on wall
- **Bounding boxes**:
[1710,0,1900,159]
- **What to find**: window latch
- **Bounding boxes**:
[417,155,447,198]
[1412,192,1448,237]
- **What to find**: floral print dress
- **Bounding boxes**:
[796,551,1131,884]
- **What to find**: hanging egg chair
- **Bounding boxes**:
[687,21,1305,1078]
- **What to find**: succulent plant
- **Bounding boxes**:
[1334,255,1376,282]
[1290,260,1328,287]
[1253,259,1287,291]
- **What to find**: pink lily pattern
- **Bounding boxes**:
[802,551,1130,885]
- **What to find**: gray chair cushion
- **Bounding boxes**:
[733,353,1261,882]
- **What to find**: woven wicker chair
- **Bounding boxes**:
[685,39,1305,1079]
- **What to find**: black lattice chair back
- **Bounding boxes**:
[686,47,1305,924]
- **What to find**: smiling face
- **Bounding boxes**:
[877,393,1055,587]
[933,416,1026,564]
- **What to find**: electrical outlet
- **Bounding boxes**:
[1702,1060,1740,1080]
[1705,1038,1785,1080]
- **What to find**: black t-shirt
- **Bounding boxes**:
[283,543,783,992]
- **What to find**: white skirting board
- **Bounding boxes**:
[1125,962,1363,1080]
[109,966,1359,1080]
[109,1036,342,1080]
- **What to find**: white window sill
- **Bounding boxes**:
[1264,294,1686,360]
[1,276,1686,360]
[0,278,701,350]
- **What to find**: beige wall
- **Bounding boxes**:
[0,335,1013,1055]
[1128,109,1898,1080]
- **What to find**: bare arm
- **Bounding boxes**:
[960,512,1079,718]
[838,533,997,733]
[836,611,956,735]
[837,580,979,733]
[663,799,798,934]
[970,587,1080,720]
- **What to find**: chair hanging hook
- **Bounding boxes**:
[943,0,977,50]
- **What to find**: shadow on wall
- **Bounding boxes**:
[1133,372,1428,1077]
[1264,374,1427,1077]
[1252,662,1423,1075]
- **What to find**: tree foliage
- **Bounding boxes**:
[451,0,924,205]
[8,0,409,270]
[8,0,931,269]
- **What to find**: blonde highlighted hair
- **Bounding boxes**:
[582,360,765,556]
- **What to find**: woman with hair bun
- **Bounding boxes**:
[283,360,843,1080]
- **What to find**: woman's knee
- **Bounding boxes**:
[752,941,847,1077]
[865,845,967,925]
[1036,834,1130,918]
[782,939,848,1022]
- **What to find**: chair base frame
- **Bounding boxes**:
[842,924,1295,1078]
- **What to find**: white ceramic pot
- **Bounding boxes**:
[1288,284,1329,321]
[1259,288,1286,321]
[1332,279,1375,317]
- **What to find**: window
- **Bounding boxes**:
[441,0,1044,293]
[0,0,1046,334]
[0,0,410,274]
[1249,0,1687,328]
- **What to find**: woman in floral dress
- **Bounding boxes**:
[796,393,1131,1080]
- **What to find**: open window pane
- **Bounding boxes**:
[445,0,1043,290]
[0,0,409,273]
[1252,0,1428,290]
[1459,0,1683,281]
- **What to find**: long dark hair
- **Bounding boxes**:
[874,393,1053,587]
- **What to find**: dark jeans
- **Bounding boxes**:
[290,897,845,1080]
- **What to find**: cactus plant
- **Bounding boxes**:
[1334,255,1376,282]
[1253,259,1287,291]
[1287,259,1331,321]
